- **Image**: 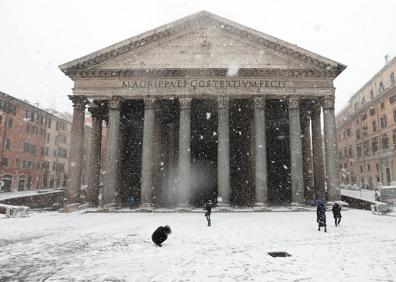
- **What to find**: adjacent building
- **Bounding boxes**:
[336,56,396,188]
[0,91,92,192]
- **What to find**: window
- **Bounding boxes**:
[370,89,374,99]
[379,81,385,93]
[362,113,367,121]
[380,115,387,128]
[357,145,362,158]
[382,134,389,150]
[372,138,379,154]
[367,164,371,172]
[372,120,377,132]
[354,103,358,111]
[348,146,353,157]
[2,157,9,167]
[48,118,52,128]
[7,117,13,128]
[360,165,364,173]
[0,114,2,125]
[381,102,385,109]
[391,72,395,84]
[363,141,370,156]
[390,95,396,104]
[369,108,376,116]
[356,129,361,139]
[393,130,396,149]
[23,143,30,153]
[362,125,368,137]
[31,145,36,155]
[347,128,351,137]
[394,110,396,123]
[5,138,11,151]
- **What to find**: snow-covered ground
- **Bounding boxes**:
[1,210,395,282]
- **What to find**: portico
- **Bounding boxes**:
[60,11,345,209]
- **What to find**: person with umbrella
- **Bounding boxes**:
[316,200,327,232]
[332,202,342,226]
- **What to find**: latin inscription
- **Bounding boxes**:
[122,79,286,89]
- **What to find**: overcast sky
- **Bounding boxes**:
[1,0,395,114]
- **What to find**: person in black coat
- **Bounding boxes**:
[316,201,327,232]
[332,203,342,226]
[204,200,212,226]
[151,225,171,247]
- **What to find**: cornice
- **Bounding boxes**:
[65,68,339,79]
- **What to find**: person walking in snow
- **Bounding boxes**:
[151,225,172,247]
[316,201,327,232]
[204,200,212,226]
[332,202,342,227]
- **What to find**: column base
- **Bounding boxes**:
[136,203,155,212]
[175,204,193,212]
[216,203,233,212]
[87,202,98,208]
[61,203,80,213]
[253,203,271,212]
[289,202,309,211]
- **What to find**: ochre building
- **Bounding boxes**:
[336,56,396,188]
[59,11,345,208]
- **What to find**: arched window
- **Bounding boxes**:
[379,81,385,93]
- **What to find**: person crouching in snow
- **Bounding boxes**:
[316,201,327,232]
[151,225,172,247]
[332,202,342,227]
[204,200,212,226]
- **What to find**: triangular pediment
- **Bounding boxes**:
[60,11,346,76]
[94,27,309,69]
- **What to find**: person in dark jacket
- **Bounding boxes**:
[204,200,212,226]
[316,201,327,232]
[332,203,342,226]
[151,225,171,247]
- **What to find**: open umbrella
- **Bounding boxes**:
[334,200,349,206]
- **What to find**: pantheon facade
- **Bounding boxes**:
[60,11,346,209]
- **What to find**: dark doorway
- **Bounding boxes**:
[190,99,218,206]
[266,100,291,204]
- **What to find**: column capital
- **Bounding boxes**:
[287,97,300,110]
[217,96,229,110]
[254,97,266,109]
[88,105,103,120]
[300,110,311,124]
[68,95,87,111]
[179,97,192,110]
[108,96,122,110]
[144,97,156,110]
[321,96,335,110]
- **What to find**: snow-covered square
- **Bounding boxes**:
[1,209,396,281]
